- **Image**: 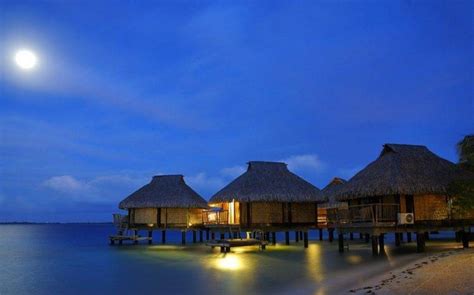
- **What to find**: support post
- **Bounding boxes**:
[272,232,276,245]
[285,231,290,245]
[424,232,430,241]
[206,229,210,241]
[162,230,166,244]
[220,246,225,253]
[148,230,153,245]
[319,229,323,241]
[220,233,225,240]
[304,231,308,248]
[329,229,334,243]
[134,230,138,244]
[416,232,425,253]
[199,230,203,243]
[338,233,344,253]
[300,231,303,240]
[182,231,186,245]
[371,235,379,255]
[295,231,299,243]
[365,233,370,243]
[192,230,197,243]
[349,233,354,240]
[395,233,400,247]
[211,232,215,240]
[455,231,461,242]
[407,232,412,243]
[379,234,385,253]
[359,233,364,240]
[462,230,469,249]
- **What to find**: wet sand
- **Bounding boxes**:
[350,248,474,294]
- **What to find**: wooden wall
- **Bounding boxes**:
[414,194,449,221]
[251,202,283,224]
[133,208,157,224]
[131,207,204,226]
[291,202,317,223]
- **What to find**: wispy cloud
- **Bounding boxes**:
[220,165,246,178]
[281,154,325,173]
[43,175,90,194]
[186,172,225,194]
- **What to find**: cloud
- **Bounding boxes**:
[43,175,90,194]
[220,165,246,178]
[337,166,363,179]
[281,154,325,173]
[186,172,225,193]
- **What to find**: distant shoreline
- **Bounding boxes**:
[0,222,113,225]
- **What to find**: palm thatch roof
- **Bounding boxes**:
[119,175,208,209]
[336,144,474,201]
[320,177,346,207]
[210,161,324,203]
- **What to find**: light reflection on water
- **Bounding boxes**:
[0,224,464,295]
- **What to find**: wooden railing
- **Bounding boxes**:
[202,210,229,225]
[332,203,400,226]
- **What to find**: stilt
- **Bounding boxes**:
[211,232,215,240]
[261,244,266,250]
[148,230,153,245]
[233,232,238,239]
[365,233,370,243]
[206,229,210,241]
[303,231,308,248]
[400,233,404,242]
[300,231,303,240]
[272,232,276,245]
[199,230,203,242]
[192,230,197,243]
[395,233,401,247]
[462,230,469,248]
[416,232,425,253]
[407,232,412,243]
[371,235,379,255]
[220,246,225,253]
[329,229,334,243]
[228,232,232,239]
[359,233,364,240]
[349,233,354,240]
[424,232,430,241]
[319,229,323,241]
[162,230,166,244]
[181,231,186,245]
[225,246,231,252]
[338,233,344,253]
[220,233,225,240]
[295,231,299,243]
[134,230,138,244]
[285,231,290,245]
[455,231,461,242]
[379,234,385,253]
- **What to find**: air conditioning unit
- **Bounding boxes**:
[398,213,414,225]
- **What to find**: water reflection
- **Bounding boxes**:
[214,254,244,271]
[305,244,324,283]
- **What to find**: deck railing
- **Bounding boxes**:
[333,203,400,226]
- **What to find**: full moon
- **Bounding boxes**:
[14,49,38,70]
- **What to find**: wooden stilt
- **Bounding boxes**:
[148,231,153,245]
[400,232,404,242]
[424,232,430,241]
[285,231,290,245]
[199,230,203,242]
[455,231,461,242]
[220,246,225,253]
[192,230,197,243]
[220,233,225,240]
[206,229,210,241]
[162,230,166,244]
[379,234,385,253]
[300,231,303,240]
[359,233,364,240]
[416,232,425,253]
[303,231,308,248]
[329,229,334,243]
[295,231,299,243]
[371,235,379,255]
[338,233,344,253]
[407,232,412,243]
[233,232,238,239]
[395,233,400,247]
[182,231,186,245]
[349,233,354,240]
[462,230,469,248]
[211,232,215,240]
[228,232,232,239]
[134,230,139,244]
[365,233,370,243]
[272,232,276,245]
[319,229,323,241]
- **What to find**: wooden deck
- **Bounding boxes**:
[206,238,269,252]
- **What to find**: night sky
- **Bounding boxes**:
[1,0,472,222]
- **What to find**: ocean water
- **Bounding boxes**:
[0,224,462,295]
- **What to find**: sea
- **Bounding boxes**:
[0,224,462,295]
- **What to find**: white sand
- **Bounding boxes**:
[349,248,474,294]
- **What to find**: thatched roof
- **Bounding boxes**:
[210,161,324,203]
[321,177,346,207]
[119,175,208,209]
[336,144,474,201]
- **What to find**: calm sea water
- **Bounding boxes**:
[0,224,461,295]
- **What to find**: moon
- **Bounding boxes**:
[14,49,38,70]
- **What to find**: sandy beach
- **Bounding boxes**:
[350,248,474,294]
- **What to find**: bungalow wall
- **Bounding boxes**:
[130,207,204,227]
[413,194,449,221]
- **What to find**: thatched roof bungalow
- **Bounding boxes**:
[119,175,208,228]
[335,144,474,225]
[207,161,324,228]
[318,177,347,226]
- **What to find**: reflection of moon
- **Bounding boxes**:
[15,49,38,70]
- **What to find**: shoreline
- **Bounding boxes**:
[349,247,474,294]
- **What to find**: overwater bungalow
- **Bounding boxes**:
[115,175,208,244]
[206,161,324,247]
[334,144,474,254]
[317,177,347,241]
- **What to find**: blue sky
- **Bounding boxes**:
[1,0,472,222]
